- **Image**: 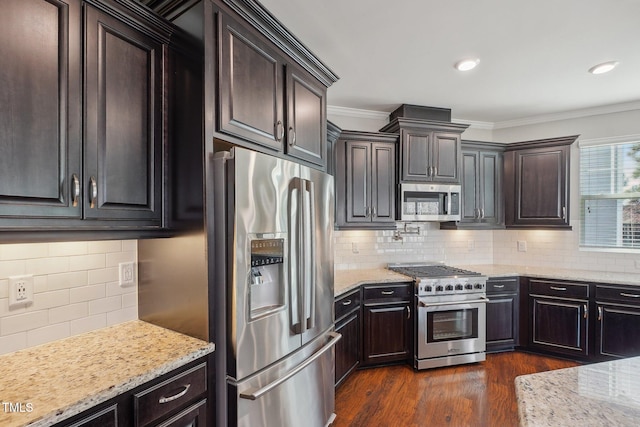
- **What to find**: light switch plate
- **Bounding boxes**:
[517,241,527,252]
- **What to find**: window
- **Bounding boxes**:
[580,138,640,250]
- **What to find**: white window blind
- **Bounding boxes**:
[580,140,640,249]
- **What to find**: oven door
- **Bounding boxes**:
[417,295,487,362]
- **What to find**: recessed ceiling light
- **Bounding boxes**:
[454,58,479,71]
[588,61,619,75]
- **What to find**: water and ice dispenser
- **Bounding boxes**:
[249,238,285,320]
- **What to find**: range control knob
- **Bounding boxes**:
[465,284,473,290]
[445,284,454,291]
[436,285,444,292]
[425,285,433,293]
[474,283,484,289]
[455,284,464,290]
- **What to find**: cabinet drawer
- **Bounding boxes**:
[335,289,361,320]
[487,277,518,294]
[363,283,412,302]
[529,279,589,299]
[134,363,207,427]
[596,285,640,305]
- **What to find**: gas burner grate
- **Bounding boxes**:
[388,264,482,278]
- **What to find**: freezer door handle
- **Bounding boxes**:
[239,332,342,401]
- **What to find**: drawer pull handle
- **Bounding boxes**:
[406,306,411,319]
[381,290,395,295]
[550,286,567,291]
[583,304,588,319]
[620,292,640,298]
[159,384,191,404]
[341,300,352,306]
[493,284,505,289]
[598,306,603,321]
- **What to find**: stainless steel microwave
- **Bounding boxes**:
[399,183,461,221]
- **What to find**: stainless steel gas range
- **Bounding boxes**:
[388,263,488,370]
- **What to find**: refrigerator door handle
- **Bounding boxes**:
[289,178,303,334]
[304,179,316,331]
[239,332,342,400]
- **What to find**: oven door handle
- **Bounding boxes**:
[418,296,489,308]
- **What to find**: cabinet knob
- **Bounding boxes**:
[89,176,98,209]
[275,121,284,141]
[71,174,80,207]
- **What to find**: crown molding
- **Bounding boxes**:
[329,101,640,132]
[493,101,640,130]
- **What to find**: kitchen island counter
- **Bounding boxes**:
[334,268,412,297]
[0,320,214,427]
[515,356,640,426]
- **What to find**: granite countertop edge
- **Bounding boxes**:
[31,344,214,427]
[1,320,215,427]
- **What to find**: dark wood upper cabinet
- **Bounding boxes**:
[218,10,284,150]
[84,5,164,222]
[285,63,327,166]
[442,141,505,229]
[215,3,330,168]
[380,118,468,184]
[0,0,171,236]
[335,131,397,229]
[503,135,578,229]
[0,0,82,219]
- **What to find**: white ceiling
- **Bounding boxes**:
[259,0,640,125]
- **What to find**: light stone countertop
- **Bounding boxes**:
[334,268,413,297]
[0,320,215,427]
[515,356,640,426]
[455,264,640,287]
[335,264,640,298]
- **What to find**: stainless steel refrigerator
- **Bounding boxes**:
[212,147,339,427]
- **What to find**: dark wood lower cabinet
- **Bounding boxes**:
[595,284,640,360]
[486,277,519,353]
[530,296,589,358]
[334,288,361,387]
[361,282,413,367]
[362,302,411,366]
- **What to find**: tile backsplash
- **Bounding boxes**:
[334,223,494,270]
[0,240,137,355]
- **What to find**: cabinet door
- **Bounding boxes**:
[479,150,502,225]
[596,304,640,359]
[460,150,480,222]
[486,295,517,352]
[84,6,163,222]
[154,400,207,427]
[286,64,326,167]
[0,0,82,220]
[218,11,284,150]
[431,132,460,183]
[512,146,569,227]
[530,296,588,358]
[401,131,430,181]
[362,303,411,366]
[335,311,360,387]
[345,141,371,222]
[371,143,395,223]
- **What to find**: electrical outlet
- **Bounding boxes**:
[517,240,527,252]
[351,242,359,254]
[8,275,34,309]
[119,262,136,287]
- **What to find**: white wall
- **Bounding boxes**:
[0,240,138,355]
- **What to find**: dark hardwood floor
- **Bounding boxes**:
[333,352,579,427]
